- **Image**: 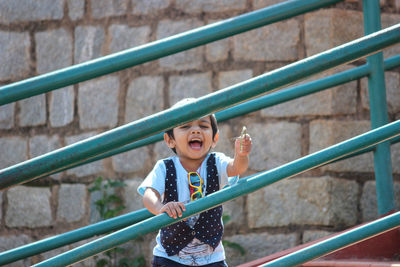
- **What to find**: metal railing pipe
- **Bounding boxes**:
[0,23,399,190]
[0,209,152,266]
[363,0,395,215]
[32,119,400,267]
[260,211,400,267]
[29,54,400,179]
[0,0,344,106]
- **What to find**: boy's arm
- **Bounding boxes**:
[143,187,186,219]
[227,133,252,177]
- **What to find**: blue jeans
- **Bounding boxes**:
[152,256,228,267]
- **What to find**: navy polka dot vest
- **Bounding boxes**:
[160,153,224,256]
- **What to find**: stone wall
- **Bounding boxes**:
[0,0,400,266]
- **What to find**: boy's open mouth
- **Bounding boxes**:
[189,139,203,150]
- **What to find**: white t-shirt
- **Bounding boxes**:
[137,152,238,266]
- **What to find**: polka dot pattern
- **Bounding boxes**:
[160,154,224,256]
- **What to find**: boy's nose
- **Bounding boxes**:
[191,126,201,133]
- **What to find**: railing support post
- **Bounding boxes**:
[362,0,395,215]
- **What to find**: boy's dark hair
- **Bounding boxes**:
[165,98,218,154]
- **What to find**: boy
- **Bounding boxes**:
[138,98,252,266]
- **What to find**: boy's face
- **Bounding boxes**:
[164,116,219,160]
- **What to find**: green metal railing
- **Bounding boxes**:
[0,0,399,266]
[362,0,395,215]
[0,0,343,106]
[261,211,400,266]
[31,120,400,267]
[3,54,400,182]
[1,53,400,266]
[1,24,399,190]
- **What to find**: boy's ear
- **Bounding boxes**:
[164,133,176,149]
[211,131,219,148]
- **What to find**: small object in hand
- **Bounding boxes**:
[240,126,247,152]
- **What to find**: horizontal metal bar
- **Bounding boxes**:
[0,0,343,106]
[32,119,400,267]
[1,23,399,190]
[65,54,400,172]
[216,54,400,121]
[3,131,400,265]
[261,211,400,267]
[0,209,152,266]
[29,54,400,179]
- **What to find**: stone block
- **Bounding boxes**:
[125,76,164,123]
[0,137,27,169]
[249,122,302,171]
[305,9,363,57]
[247,176,359,228]
[57,184,87,223]
[35,28,72,74]
[90,0,129,18]
[361,71,400,114]
[0,235,32,267]
[157,20,204,70]
[0,31,30,80]
[213,124,234,157]
[396,0,400,10]
[302,230,332,244]
[50,86,74,127]
[392,142,400,174]
[218,69,253,89]
[112,146,150,173]
[175,0,246,13]
[360,181,400,222]
[205,37,230,63]
[109,25,151,53]
[381,14,400,59]
[224,233,297,266]
[0,0,63,23]
[254,0,287,9]
[29,135,61,158]
[309,120,374,172]
[68,0,85,20]
[169,72,212,105]
[18,94,46,126]
[154,141,174,160]
[6,186,52,227]
[233,19,300,61]
[0,103,14,129]
[65,132,104,177]
[132,0,171,15]
[261,65,357,117]
[123,179,145,212]
[222,196,245,229]
[78,76,119,129]
[75,26,105,64]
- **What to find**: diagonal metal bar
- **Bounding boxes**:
[21,54,400,180]
[31,119,400,267]
[260,212,400,267]
[0,209,152,266]
[0,0,344,106]
[0,23,399,190]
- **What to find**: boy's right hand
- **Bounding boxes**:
[159,201,186,219]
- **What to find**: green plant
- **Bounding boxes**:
[222,214,246,256]
[89,177,146,267]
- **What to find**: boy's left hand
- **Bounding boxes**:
[235,132,252,157]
